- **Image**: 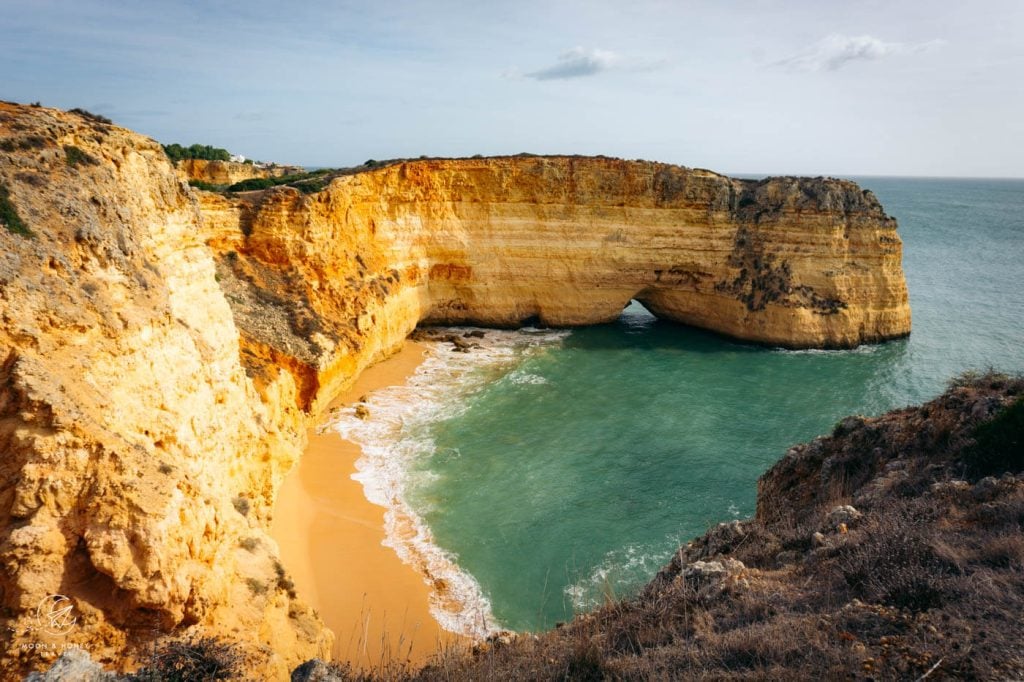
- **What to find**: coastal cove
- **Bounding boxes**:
[1,101,1020,679]
[3,0,1023,674]
[286,176,1024,641]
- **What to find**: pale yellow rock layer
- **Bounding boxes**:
[175,158,303,186]
[0,102,910,678]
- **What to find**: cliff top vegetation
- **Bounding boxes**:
[163,142,232,163]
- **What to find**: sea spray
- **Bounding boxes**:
[563,541,679,613]
[326,327,570,637]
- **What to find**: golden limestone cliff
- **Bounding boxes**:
[0,102,910,678]
[0,104,329,679]
[175,159,303,187]
[202,155,910,414]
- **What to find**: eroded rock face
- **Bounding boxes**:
[0,102,911,678]
[175,159,303,186]
[0,103,329,678]
[200,156,909,414]
[377,159,911,348]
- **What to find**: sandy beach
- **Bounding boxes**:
[271,341,460,669]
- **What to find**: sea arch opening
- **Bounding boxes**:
[619,298,658,324]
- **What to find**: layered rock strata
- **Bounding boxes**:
[0,104,329,679]
[0,101,910,678]
[203,155,909,414]
[175,159,303,186]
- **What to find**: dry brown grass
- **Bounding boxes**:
[129,637,245,681]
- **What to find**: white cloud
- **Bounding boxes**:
[525,47,622,80]
[517,47,668,81]
[775,34,945,72]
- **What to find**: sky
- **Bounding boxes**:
[2,0,1022,177]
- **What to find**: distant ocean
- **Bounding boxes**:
[327,177,1024,636]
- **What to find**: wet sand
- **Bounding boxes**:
[271,341,460,669]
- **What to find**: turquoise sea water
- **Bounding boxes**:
[337,178,1024,635]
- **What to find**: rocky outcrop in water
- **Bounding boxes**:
[0,101,910,678]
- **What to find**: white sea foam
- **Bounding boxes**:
[325,327,569,638]
[772,342,882,355]
[507,369,549,385]
[563,542,677,613]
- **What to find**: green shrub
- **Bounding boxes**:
[163,142,231,163]
[14,171,46,187]
[226,177,276,192]
[1,135,48,152]
[964,397,1024,477]
[246,578,268,595]
[0,184,31,237]
[64,145,98,167]
[188,179,223,192]
[273,559,296,596]
[293,179,329,194]
[227,170,332,194]
[69,108,112,124]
